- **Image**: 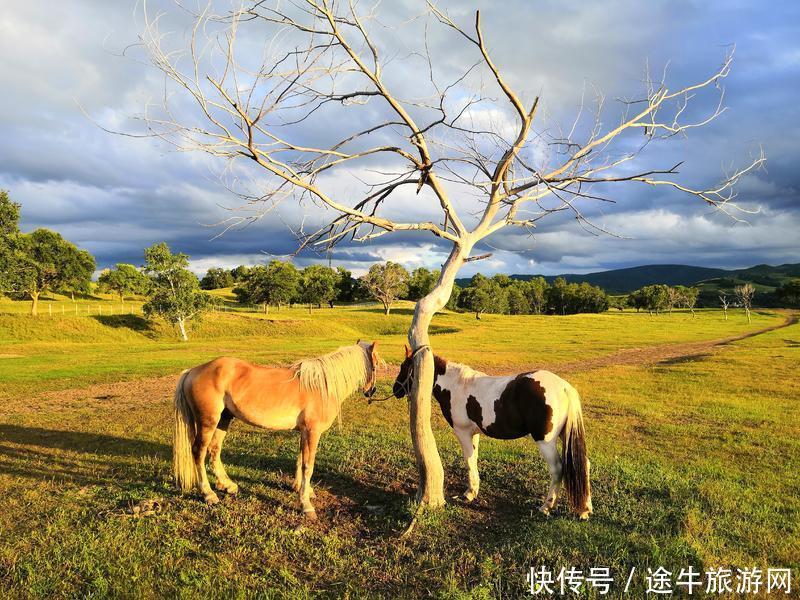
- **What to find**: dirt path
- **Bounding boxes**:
[555,311,798,373]
[6,375,179,416]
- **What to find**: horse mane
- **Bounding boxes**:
[292,344,370,408]
[441,359,487,379]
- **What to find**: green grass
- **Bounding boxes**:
[0,298,782,397]
[0,302,797,597]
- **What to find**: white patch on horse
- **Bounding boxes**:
[435,362,509,432]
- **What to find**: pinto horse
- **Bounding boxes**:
[393,346,592,519]
[172,341,379,519]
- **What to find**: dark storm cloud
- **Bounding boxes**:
[1,0,797,276]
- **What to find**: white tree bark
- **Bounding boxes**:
[407,241,472,507]
[177,318,188,342]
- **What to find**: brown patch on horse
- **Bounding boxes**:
[433,384,453,427]
[433,355,448,377]
[465,394,483,428]
[518,377,554,441]
[475,374,554,440]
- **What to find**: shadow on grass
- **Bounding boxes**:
[355,307,416,316]
[429,325,460,335]
[92,314,155,333]
[0,423,399,516]
[0,423,712,591]
[657,352,712,366]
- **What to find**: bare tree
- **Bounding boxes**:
[678,286,699,317]
[135,1,764,509]
[735,283,756,323]
[719,292,730,321]
[666,287,681,314]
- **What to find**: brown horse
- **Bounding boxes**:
[172,341,379,519]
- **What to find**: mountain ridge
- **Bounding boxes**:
[456,262,800,294]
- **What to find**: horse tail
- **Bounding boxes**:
[562,385,592,517]
[173,369,197,491]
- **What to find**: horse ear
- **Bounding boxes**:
[404,344,412,359]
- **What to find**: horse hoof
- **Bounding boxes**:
[216,481,238,494]
[578,511,591,521]
[204,492,220,505]
[539,506,551,516]
[462,492,477,503]
[303,509,318,521]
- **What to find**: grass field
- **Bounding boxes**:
[0,298,797,597]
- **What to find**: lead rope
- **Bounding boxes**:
[367,344,431,404]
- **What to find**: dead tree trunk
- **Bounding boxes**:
[30,291,40,316]
[177,318,188,342]
[408,243,470,507]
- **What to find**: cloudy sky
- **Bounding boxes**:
[1,1,798,277]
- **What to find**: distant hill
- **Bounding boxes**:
[456,262,799,295]
[692,263,800,304]
[710,263,800,289]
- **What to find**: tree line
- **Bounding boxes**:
[224,260,448,315]
[625,284,701,315]
[5,189,798,335]
[1,191,96,315]
[209,262,800,318]
[1,191,211,339]
[623,282,771,323]
[453,274,609,319]
[217,261,423,314]
[203,261,611,318]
